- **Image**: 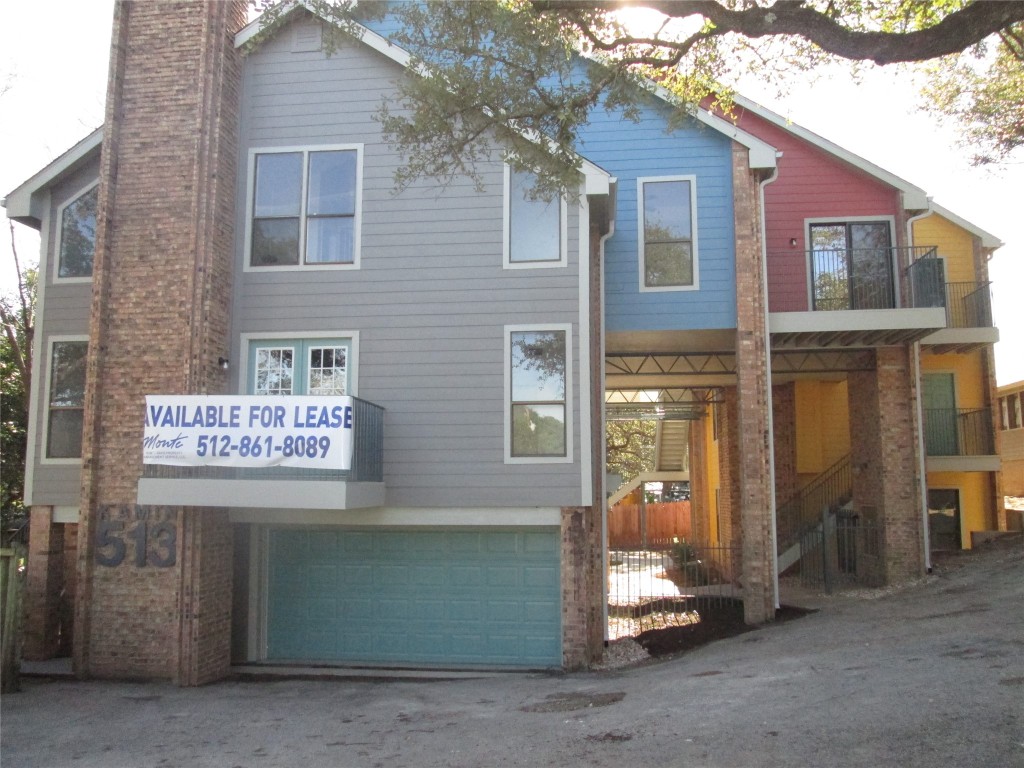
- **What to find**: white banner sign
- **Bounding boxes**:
[143,395,354,470]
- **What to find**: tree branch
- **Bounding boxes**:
[534,1,1024,65]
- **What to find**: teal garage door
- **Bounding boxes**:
[266,529,562,668]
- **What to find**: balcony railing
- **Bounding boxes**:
[771,245,938,312]
[923,408,995,457]
[142,397,385,483]
[944,281,993,329]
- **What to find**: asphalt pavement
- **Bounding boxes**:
[2,535,1021,768]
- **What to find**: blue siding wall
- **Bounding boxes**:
[579,100,738,333]
[359,10,739,334]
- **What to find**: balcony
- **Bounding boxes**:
[917,279,997,352]
[137,397,385,510]
[768,246,947,349]
[924,407,999,473]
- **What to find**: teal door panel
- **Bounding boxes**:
[266,529,561,667]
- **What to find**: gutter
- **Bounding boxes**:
[759,161,781,609]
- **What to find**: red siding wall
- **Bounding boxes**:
[733,109,905,312]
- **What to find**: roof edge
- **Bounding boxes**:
[3,127,103,226]
[928,201,1003,250]
[730,93,930,208]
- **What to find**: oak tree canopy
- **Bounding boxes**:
[259,1,1024,189]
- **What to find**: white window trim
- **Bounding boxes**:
[53,180,99,285]
[504,322,574,465]
[637,174,699,293]
[803,216,898,309]
[40,334,89,466]
[238,331,360,397]
[242,144,364,273]
[502,164,568,270]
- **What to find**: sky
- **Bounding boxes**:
[2,1,1021,384]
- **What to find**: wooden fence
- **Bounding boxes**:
[608,501,691,548]
[1,546,24,692]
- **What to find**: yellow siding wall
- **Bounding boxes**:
[920,351,987,409]
[795,380,850,480]
[913,214,978,283]
[706,407,721,542]
[927,471,994,549]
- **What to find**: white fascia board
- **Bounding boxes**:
[236,1,409,68]
[928,201,1003,250]
[730,93,930,209]
[3,128,103,226]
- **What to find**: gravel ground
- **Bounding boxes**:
[2,534,1021,768]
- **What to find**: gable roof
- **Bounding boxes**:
[928,201,1003,250]
[2,127,103,227]
[237,2,778,173]
[728,93,930,210]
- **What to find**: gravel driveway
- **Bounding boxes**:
[2,536,1021,768]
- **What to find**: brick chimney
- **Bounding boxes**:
[74,0,247,685]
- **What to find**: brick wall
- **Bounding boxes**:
[848,347,925,584]
[74,1,245,683]
[732,144,774,625]
[561,506,602,669]
[23,508,62,660]
[772,382,798,508]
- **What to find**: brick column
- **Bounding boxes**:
[23,507,63,660]
[848,347,925,584]
[74,1,245,684]
[561,506,603,669]
[732,144,774,624]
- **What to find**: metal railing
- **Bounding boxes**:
[794,508,884,591]
[776,455,852,556]
[924,407,995,457]
[771,245,941,312]
[142,397,385,482]
[810,247,896,310]
[944,281,993,328]
[607,538,740,639]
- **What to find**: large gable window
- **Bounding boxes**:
[505,168,566,268]
[57,185,98,279]
[46,339,88,459]
[506,325,572,462]
[250,147,361,268]
[638,176,698,291]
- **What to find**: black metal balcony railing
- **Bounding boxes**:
[142,397,385,482]
[810,247,896,311]
[924,408,995,457]
[769,245,940,312]
[944,281,993,329]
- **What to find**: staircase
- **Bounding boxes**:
[776,455,852,573]
[655,421,689,472]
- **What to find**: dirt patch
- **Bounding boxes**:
[634,600,812,657]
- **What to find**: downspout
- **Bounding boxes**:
[598,187,617,643]
[759,162,781,609]
[906,205,935,572]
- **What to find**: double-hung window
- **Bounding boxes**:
[504,167,566,268]
[247,337,354,396]
[57,184,98,280]
[46,338,88,459]
[506,325,571,461]
[249,146,361,268]
[638,175,698,291]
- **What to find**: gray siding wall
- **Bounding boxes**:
[28,158,98,507]
[232,18,588,508]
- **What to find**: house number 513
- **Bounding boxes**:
[95,520,177,568]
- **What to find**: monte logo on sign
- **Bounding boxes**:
[143,395,354,470]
